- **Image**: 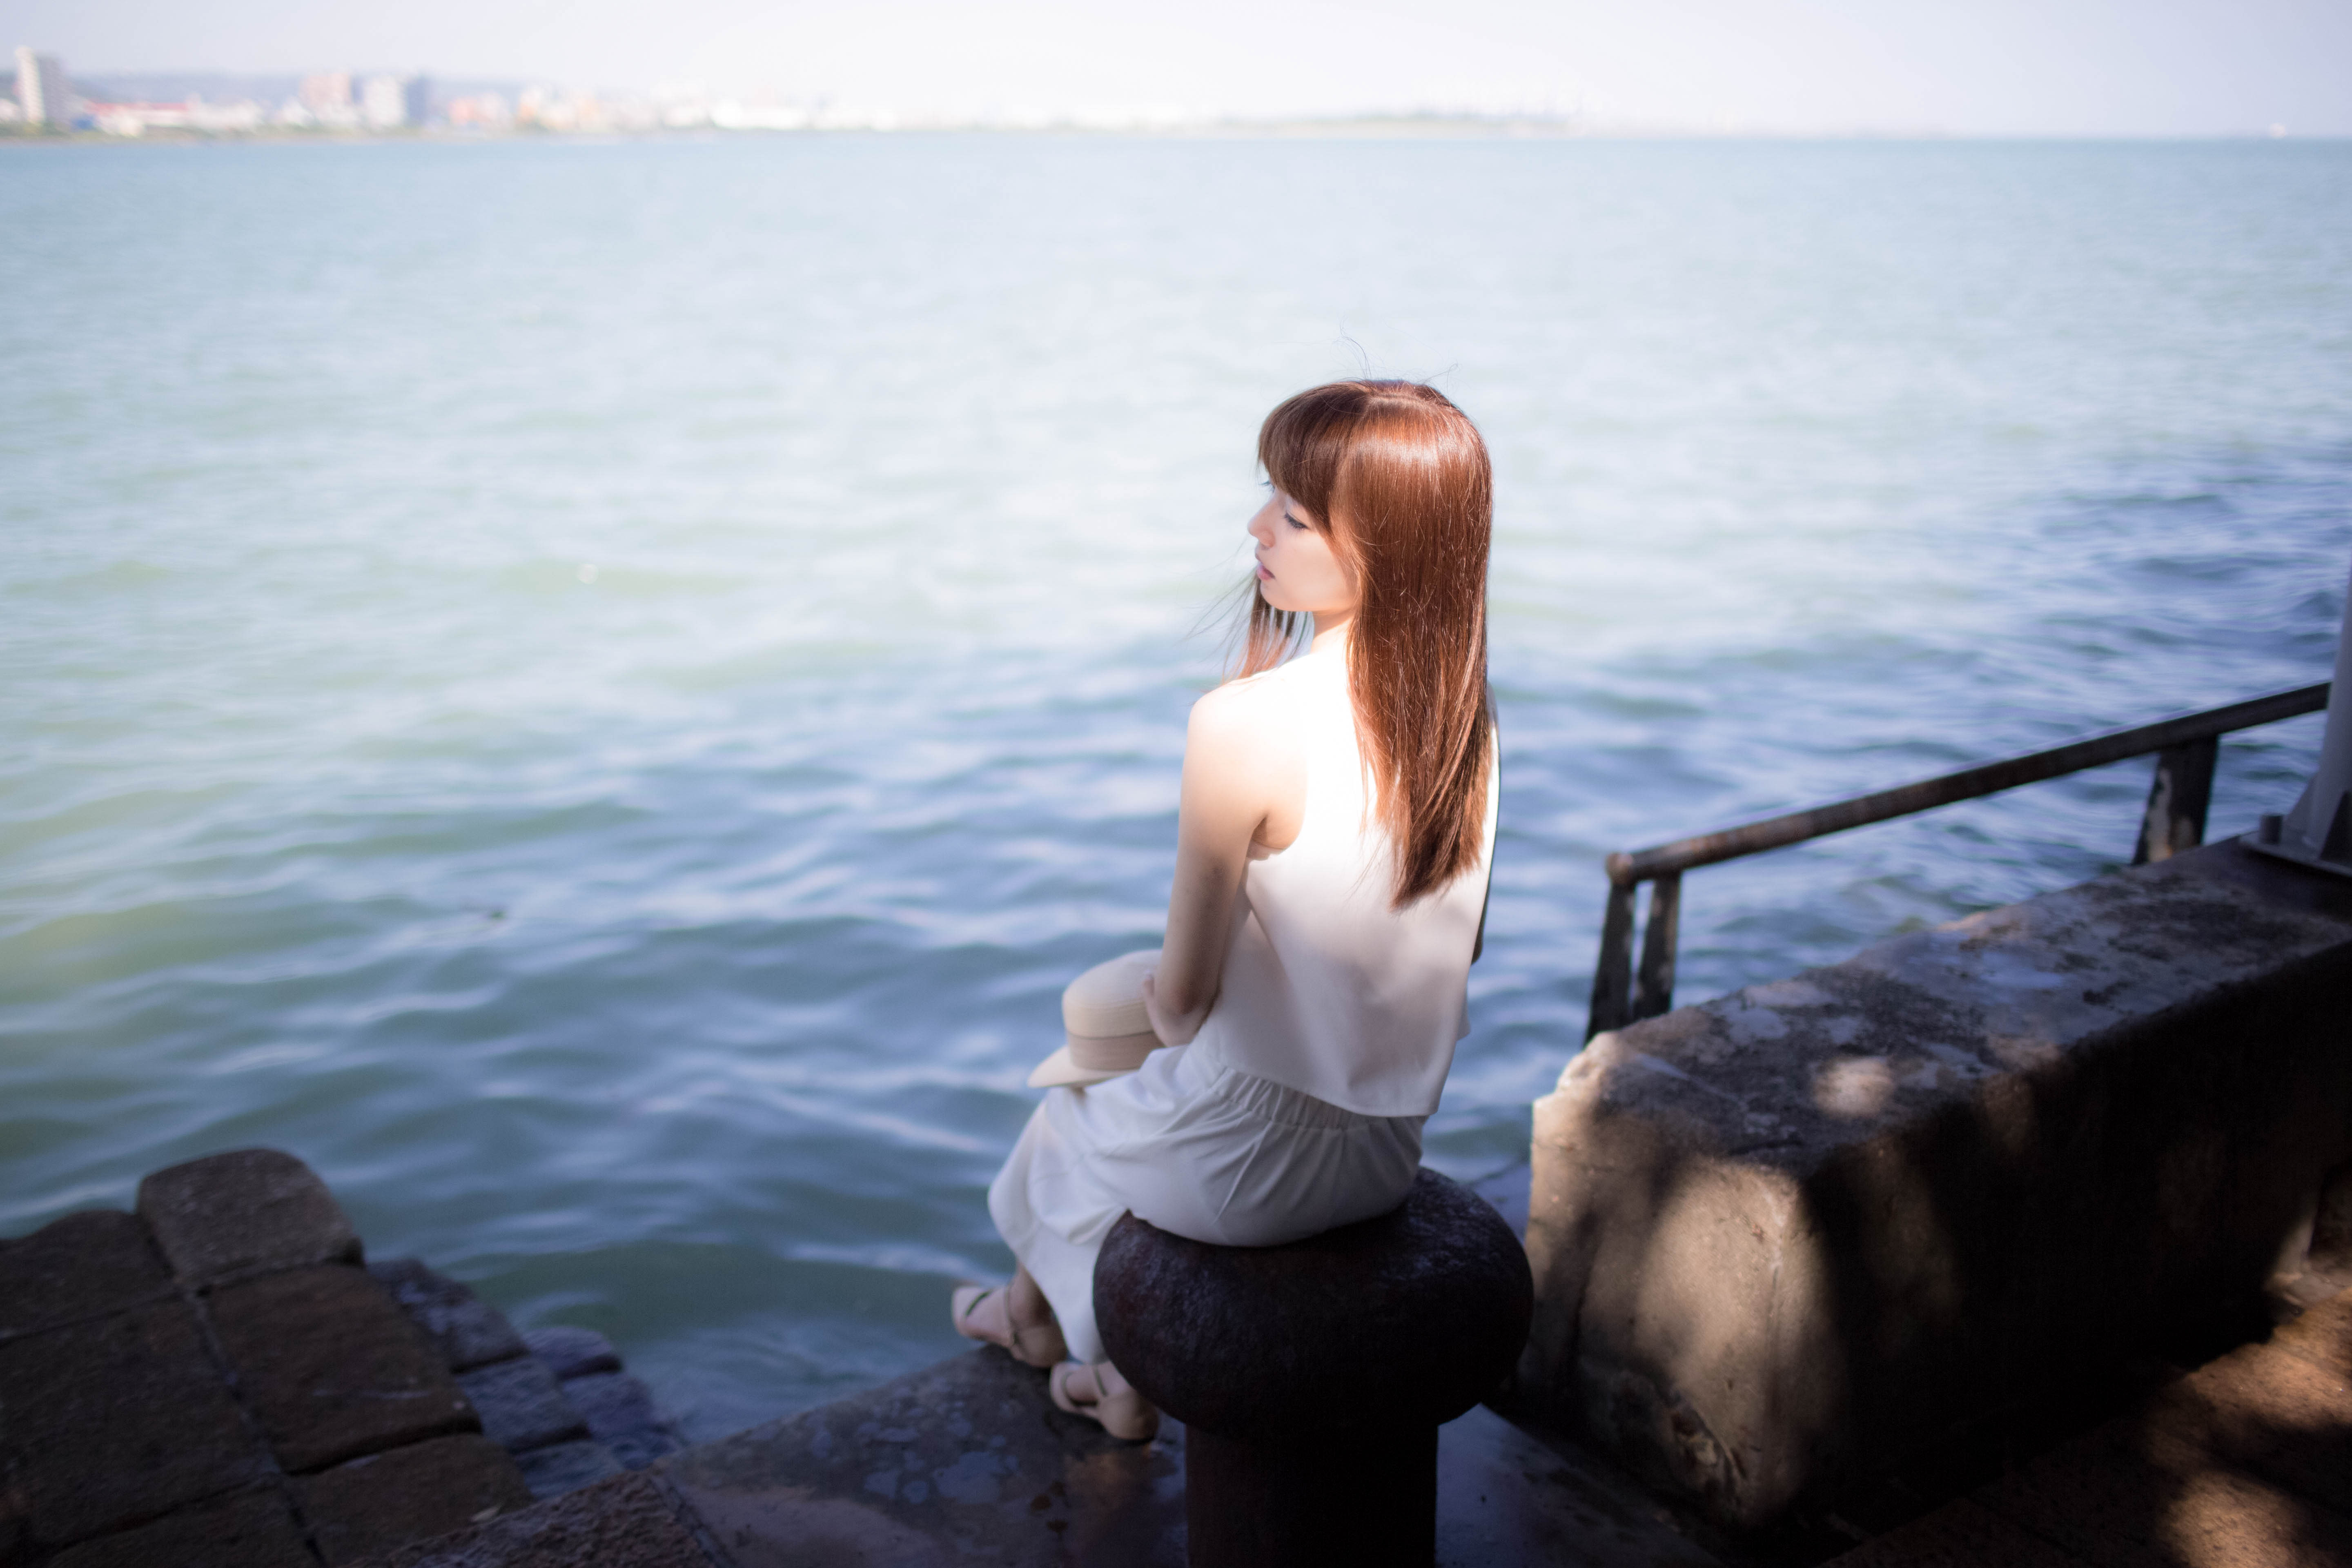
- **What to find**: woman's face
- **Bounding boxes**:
[1247,488,1359,619]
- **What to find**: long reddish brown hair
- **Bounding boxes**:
[1238,381,1494,907]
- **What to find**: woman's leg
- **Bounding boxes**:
[984,1093,1126,1364]
[951,1263,1068,1368]
[953,1257,1159,1439]
[1008,1264,1058,1341]
[1049,1359,1158,1441]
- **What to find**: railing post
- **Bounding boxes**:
[1630,871,1682,1022]
[1587,881,1637,1040]
[2132,737,2218,864]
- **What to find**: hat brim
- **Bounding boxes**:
[1026,1045,1136,1090]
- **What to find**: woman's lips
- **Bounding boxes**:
[1255,560,1272,580]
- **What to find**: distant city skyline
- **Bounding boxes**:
[13,0,2351,136]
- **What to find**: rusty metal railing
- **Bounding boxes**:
[1585,682,2332,1039]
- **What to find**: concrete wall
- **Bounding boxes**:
[1520,840,2352,1530]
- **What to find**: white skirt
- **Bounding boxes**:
[987,1043,1425,1365]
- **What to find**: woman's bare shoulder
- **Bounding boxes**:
[1187,666,1315,783]
[1189,663,1300,738]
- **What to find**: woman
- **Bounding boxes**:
[954,380,1497,1440]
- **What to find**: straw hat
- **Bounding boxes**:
[1027,949,1167,1089]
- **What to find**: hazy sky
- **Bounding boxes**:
[17,0,2350,134]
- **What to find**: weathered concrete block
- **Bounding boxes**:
[0,1208,174,1340]
[459,1355,590,1453]
[138,1148,361,1285]
[372,1258,529,1372]
[514,1440,628,1499]
[0,1300,270,1550]
[46,1485,315,1568]
[1524,842,2352,1528]
[209,1263,478,1472]
[523,1324,621,1380]
[564,1372,683,1470]
[356,1471,711,1568]
[297,1434,536,1565]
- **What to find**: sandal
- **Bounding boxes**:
[951,1283,1067,1369]
[1049,1359,1160,1442]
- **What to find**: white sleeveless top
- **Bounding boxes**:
[1189,644,1498,1118]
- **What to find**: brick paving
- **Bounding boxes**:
[1831,1289,2352,1568]
[0,1150,681,1567]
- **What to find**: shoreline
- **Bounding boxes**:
[5,122,2342,148]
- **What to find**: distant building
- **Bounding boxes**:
[89,100,190,136]
[14,47,72,128]
[85,96,266,136]
[296,73,363,130]
[187,96,263,132]
[515,85,559,129]
[299,72,352,114]
[361,73,419,129]
[446,92,511,129]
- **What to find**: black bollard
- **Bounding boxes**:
[1094,1169,1532,1568]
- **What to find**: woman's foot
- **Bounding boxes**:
[1049,1359,1160,1442]
[951,1274,1067,1369]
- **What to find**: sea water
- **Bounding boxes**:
[2,134,2347,1437]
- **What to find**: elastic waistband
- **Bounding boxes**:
[1193,1052,1416,1132]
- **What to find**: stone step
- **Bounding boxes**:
[368,1258,686,1494]
[0,1150,682,1566]
[357,1344,1729,1568]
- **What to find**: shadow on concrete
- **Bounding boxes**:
[1832,1285,2352,1565]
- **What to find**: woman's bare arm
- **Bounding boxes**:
[1140,680,1300,1044]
